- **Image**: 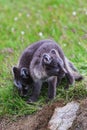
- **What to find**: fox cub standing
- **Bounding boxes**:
[12,39,51,96]
[12,39,83,103]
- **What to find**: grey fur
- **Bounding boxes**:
[12,39,53,97]
[12,39,83,102]
[29,40,83,102]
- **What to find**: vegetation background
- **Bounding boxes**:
[0,0,87,118]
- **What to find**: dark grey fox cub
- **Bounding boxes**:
[12,39,52,96]
[29,40,83,102]
[12,39,83,103]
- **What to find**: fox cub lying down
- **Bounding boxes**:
[12,39,83,103]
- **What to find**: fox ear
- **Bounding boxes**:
[21,67,29,78]
[42,53,52,64]
[50,49,57,55]
[12,66,18,74]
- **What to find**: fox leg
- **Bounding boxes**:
[27,81,42,103]
[48,76,57,100]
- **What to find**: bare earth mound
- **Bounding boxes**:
[0,101,64,130]
[1,98,87,130]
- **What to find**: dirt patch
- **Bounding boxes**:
[0,100,64,130]
[70,98,87,130]
[1,98,87,130]
[0,48,14,54]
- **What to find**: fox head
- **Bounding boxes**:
[42,49,67,76]
[12,67,33,97]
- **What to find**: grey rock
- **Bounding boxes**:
[48,101,79,130]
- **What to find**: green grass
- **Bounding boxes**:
[0,0,87,117]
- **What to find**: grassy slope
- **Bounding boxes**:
[0,0,87,117]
